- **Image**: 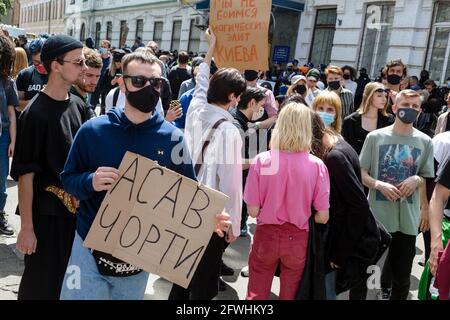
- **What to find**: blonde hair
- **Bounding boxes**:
[325,65,343,77]
[271,102,312,152]
[312,91,342,133]
[358,82,388,116]
[12,47,28,80]
[395,89,421,105]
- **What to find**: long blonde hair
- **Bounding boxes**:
[12,47,28,80]
[271,102,312,152]
[357,82,388,116]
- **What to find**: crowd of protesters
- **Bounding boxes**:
[0,25,449,301]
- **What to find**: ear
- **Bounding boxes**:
[118,76,126,93]
[391,103,397,114]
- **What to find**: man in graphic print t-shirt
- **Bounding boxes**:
[360,90,434,300]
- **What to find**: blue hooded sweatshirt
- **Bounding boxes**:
[61,107,196,240]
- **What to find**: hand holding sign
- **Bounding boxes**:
[84,152,230,288]
[210,0,271,71]
[92,167,121,192]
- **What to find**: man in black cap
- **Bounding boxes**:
[11,34,90,300]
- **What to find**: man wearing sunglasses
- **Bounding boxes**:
[59,50,232,300]
[11,35,91,300]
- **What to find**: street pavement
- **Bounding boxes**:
[1,166,426,300]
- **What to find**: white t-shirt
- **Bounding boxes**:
[105,87,164,116]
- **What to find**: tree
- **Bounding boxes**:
[0,0,13,18]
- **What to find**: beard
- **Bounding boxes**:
[75,80,96,93]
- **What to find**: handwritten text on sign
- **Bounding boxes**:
[83,152,229,288]
[210,0,272,71]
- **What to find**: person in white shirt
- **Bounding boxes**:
[169,28,246,300]
[305,68,322,106]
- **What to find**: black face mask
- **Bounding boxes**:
[328,80,341,90]
[125,83,160,113]
[387,74,402,85]
[295,84,307,95]
[287,67,293,72]
[397,107,419,124]
[343,74,351,80]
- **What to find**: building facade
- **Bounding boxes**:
[64,0,305,58]
[19,0,67,35]
[65,0,209,53]
[296,0,450,83]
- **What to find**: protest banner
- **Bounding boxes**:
[210,0,272,71]
[84,152,229,288]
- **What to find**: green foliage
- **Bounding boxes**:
[0,0,13,18]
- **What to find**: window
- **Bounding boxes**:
[188,19,201,53]
[153,21,163,44]
[106,21,113,42]
[80,23,86,42]
[136,19,144,40]
[426,1,450,84]
[119,20,128,48]
[171,20,182,51]
[309,8,337,67]
[95,22,101,48]
[61,0,66,19]
[358,3,395,79]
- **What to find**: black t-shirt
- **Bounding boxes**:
[168,66,191,100]
[15,66,48,101]
[11,92,90,218]
[342,112,394,155]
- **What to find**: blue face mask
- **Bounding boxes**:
[318,111,335,127]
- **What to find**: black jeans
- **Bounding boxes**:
[168,233,228,300]
[380,232,417,300]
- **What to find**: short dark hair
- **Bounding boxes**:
[122,51,161,75]
[43,53,66,75]
[383,59,407,77]
[237,87,266,110]
[207,68,246,105]
[178,51,189,64]
[424,79,436,87]
[244,70,259,82]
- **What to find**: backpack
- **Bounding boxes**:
[112,87,120,107]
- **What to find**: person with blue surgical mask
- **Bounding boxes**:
[312,90,343,134]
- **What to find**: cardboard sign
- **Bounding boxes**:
[210,0,272,71]
[84,152,229,288]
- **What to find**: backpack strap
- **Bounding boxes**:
[194,118,227,176]
[113,87,120,107]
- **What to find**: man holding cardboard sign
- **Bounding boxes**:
[59,51,232,300]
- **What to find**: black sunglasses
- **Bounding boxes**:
[375,88,390,94]
[123,75,164,89]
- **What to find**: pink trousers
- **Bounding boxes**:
[246,223,308,300]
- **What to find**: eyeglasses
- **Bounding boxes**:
[375,88,390,94]
[123,75,165,89]
[58,58,86,67]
